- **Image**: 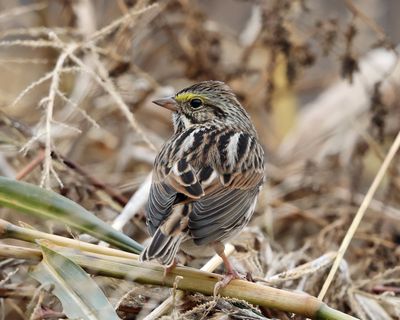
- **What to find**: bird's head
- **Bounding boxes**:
[152,81,255,133]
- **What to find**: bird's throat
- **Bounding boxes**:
[180,114,195,129]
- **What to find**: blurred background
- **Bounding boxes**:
[1,0,400,319]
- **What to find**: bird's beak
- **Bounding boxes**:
[152,97,178,112]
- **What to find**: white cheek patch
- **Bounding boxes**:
[226,132,241,167]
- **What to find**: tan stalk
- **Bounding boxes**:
[318,129,400,300]
[0,2,47,22]
[40,42,76,189]
[0,244,41,261]
[143,243,236,320]
[0,225,357,320]
[0,219,138,260]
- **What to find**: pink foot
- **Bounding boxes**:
[213,270,244,297]
[163,259,177,277]
[212,242,247,296]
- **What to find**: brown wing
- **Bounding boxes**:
[188,186,261,245]
[146,127,208,234]
[146,127,264,244]
[146,157,204,235]
[188,132,265,245]
[143,128,209,263]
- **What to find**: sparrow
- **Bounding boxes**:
[140,80,264,286]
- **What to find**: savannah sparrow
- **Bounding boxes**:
[140,81,264,284]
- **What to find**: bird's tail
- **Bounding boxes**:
[140,229,184,266]
[141,203,190,265]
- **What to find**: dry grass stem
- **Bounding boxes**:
[0,242,355,320]
[1,1,400,318]
[88,3,159,44]
[260,252,337,285]
[40,44,77,188]
[143,244,236,320]
[318,129,400,300]
[0,219,139,261]
[112,172,152,231]
[67,51,157,151]
[0,39,62,49]
[15,149,45,180]
[0,2,47,22]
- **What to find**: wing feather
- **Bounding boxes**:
[146,182,177,234]
[187,132,264,245]
[146,157,204,234]
[145,126,264,254]
[189,186,260,244]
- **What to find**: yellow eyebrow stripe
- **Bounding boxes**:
[175,92,204,102]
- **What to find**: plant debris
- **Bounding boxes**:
[0,1,400,319]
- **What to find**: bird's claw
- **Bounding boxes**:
[213,270,244,297]
[162,258,178,281]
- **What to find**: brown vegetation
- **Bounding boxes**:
[0,0,400,319]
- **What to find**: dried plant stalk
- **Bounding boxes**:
[0,223,356,320]
[0,219,138,260]
[143,244,236,320]
[319,129,400,300]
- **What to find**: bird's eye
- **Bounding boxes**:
[190,98,203,109]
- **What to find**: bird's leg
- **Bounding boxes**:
[163,258,178,278]
[213,242,242,296]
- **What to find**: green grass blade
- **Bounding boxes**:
[31,244,120,320]
[0,176,142,253]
